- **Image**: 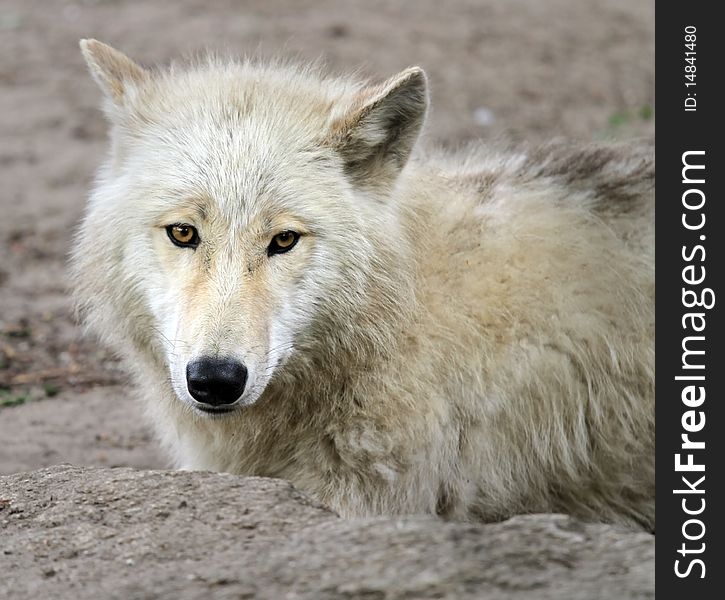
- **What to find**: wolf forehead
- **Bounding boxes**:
[81,40,429,213]
[106,63,358,198]
[127,64,357,153]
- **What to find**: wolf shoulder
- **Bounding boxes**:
[398,140,655,339]
[404,140,654,261]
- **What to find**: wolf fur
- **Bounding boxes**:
[72,40,655,530]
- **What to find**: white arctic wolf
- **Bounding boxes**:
[73,40,654,530]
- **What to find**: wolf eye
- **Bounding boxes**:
[268,231,300,256]
[166,224,199,248]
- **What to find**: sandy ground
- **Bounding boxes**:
[0,0,654,475]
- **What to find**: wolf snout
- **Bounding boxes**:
[186,357,248,407]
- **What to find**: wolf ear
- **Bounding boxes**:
[330,67,428,188]
[80,39,149,104]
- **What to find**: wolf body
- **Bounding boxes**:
[73,41,655,529]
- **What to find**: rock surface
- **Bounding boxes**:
[0,466,654,599]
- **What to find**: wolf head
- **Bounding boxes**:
[72,40,426,415]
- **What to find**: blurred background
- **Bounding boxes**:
[0,0,654,474]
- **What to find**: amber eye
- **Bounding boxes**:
[268,231,300,256]
[166,224,199,248]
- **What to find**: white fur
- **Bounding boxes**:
[72,41,655,530]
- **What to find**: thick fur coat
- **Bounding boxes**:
[72,41,655,530]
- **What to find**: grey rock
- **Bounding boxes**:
[0,465,654,599]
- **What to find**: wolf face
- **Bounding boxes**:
[73,40,427,415]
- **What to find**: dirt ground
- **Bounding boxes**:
[0,466,655,599]
[0,0,654,475]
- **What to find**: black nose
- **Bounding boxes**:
[186,357,248,406]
